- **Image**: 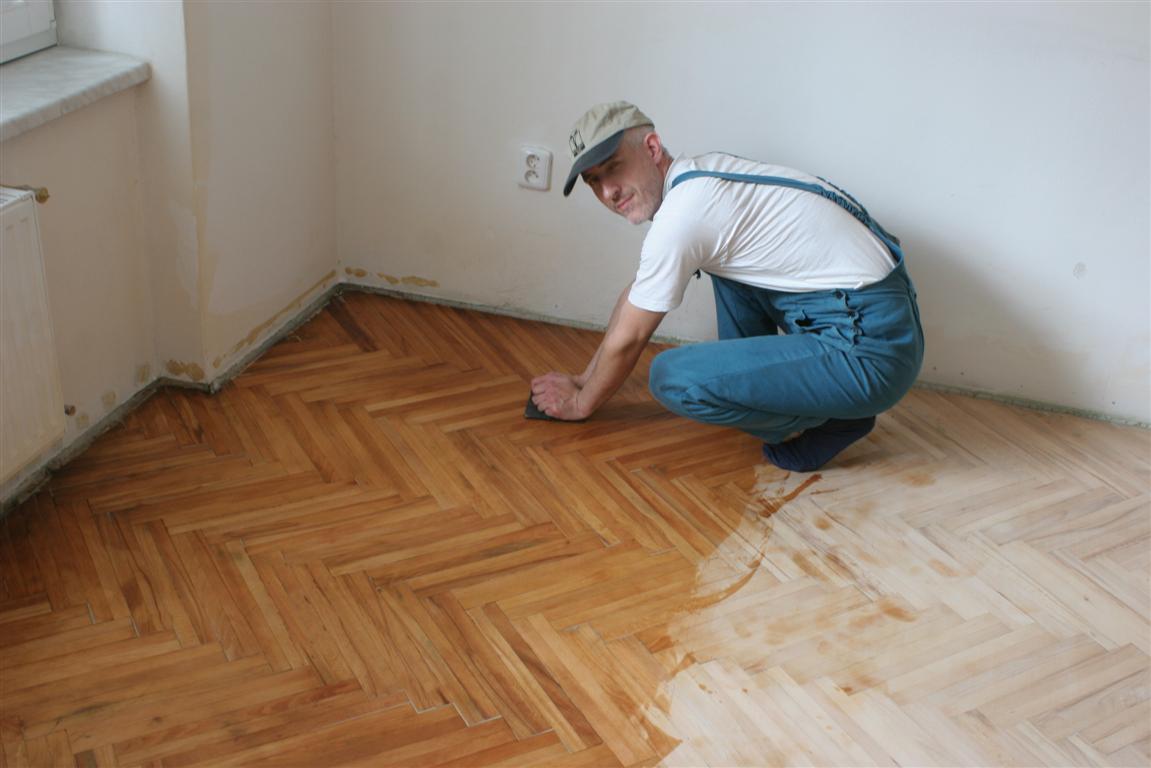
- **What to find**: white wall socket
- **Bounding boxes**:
[519,145,552,191]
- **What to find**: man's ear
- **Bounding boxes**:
[643,132,663,162]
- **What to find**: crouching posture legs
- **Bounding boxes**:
[649,268,923,472]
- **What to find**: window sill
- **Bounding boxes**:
[0,46,150,142]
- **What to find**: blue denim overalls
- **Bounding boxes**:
[648,171,926,444]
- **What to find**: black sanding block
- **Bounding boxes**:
[524,394,587,422]
[524,395,559,421]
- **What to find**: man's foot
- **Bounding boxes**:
[761,416,876,472]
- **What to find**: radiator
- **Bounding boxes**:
[1,186,64,485]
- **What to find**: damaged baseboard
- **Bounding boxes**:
[5,279,1144,514]
[1,381,164,514]
[206,283,343,394]
[0,284,344,514]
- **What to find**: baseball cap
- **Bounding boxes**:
[563,101,654,196]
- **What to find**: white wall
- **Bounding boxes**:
[0,1,341,502]
[0,2,205,501]
[55,0,339,382]
[4,0,1144,502]
[0,90,155,440]
[333,2,1150,422]
[56,0,204,380]
[183,1,338,373]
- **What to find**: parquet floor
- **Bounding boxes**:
[2,291,1149,767]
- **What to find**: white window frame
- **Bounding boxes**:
[0,0,56,65]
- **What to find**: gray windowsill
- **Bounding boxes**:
[0,46,151,142]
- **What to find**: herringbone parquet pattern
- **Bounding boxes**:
[2,291,1149,767]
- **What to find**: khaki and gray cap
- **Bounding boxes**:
[563,101,654,196]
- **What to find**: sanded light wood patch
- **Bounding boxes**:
[2,292,1148,767]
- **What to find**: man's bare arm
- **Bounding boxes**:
[531,295,665,420]
[575,282,634,387]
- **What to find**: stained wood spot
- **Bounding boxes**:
[792,551,825,580]
[905,471,936,487]
[881,600,916,622]
[759,473,822,518]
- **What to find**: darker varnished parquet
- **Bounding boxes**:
[2,291,1149,767]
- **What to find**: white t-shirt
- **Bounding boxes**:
[628,153,897,313]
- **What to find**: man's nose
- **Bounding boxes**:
[602,182,620,201]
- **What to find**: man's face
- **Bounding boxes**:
[581,133,666,225]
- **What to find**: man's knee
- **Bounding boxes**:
[649,348,722,421]
[650,347,808,440]
[648,348,694,413]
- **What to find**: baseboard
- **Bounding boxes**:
[911,379,1148,429]
[5,280,1143,514]
[339,282,698,345]
[0,284,344,514]
[0,381,164,513]
[207,283,343,393]
[344,282,1149,429]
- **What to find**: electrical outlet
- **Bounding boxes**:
[519,145,552,191]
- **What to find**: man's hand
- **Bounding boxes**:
[529,289,666,423]
[530,372,588,421]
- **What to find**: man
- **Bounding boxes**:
[531,101,924,472]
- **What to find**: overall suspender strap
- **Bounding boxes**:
[669,170,902,250]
